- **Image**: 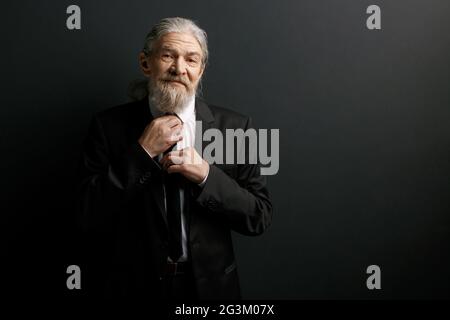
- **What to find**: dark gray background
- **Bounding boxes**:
[3,0,450,299]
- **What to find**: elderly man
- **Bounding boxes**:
[78,17,272,300]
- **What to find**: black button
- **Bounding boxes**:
[207,199,218,210]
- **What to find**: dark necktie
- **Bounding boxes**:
[163,113,183,261]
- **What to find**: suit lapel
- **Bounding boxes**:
[148,171,167,228]
[135,97,168,231]
[186,98,215,231]
[194,97,215,155]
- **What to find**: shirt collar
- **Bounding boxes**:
[148,94,196,123]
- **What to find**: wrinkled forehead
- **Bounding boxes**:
[155,32,203,56]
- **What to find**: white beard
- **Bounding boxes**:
[148,79,196,114]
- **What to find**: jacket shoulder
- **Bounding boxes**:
[205,102,251,128]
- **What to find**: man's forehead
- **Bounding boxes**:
[157,32,202,54]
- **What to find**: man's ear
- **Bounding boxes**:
[139,52,151,77]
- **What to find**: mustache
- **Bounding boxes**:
[159,76,190,87]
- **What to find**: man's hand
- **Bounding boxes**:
[138,115,183,157]
[160,147,210,184]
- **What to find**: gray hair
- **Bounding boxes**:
[128,17,208,101]
[142,17,209,66]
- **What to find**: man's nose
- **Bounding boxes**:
[172,57,187,75]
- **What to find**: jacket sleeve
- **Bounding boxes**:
[194,117,273,236]
[77,114,160,233]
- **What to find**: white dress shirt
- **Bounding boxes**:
[147,95,208,262]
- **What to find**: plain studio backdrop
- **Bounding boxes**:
[2,0,450,299]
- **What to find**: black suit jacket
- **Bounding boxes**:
[78,97,272,299]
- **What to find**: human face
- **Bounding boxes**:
[140,32,205,95]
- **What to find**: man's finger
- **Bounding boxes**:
[161,154,183,169]
[168,154,183,165]
[180,148,200,165]
[168,123,182,131]
[164,116,182,128]
[167,134,183,144]
[167,164,183,174]
[160,150,182,163]
[167,124,182,136]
